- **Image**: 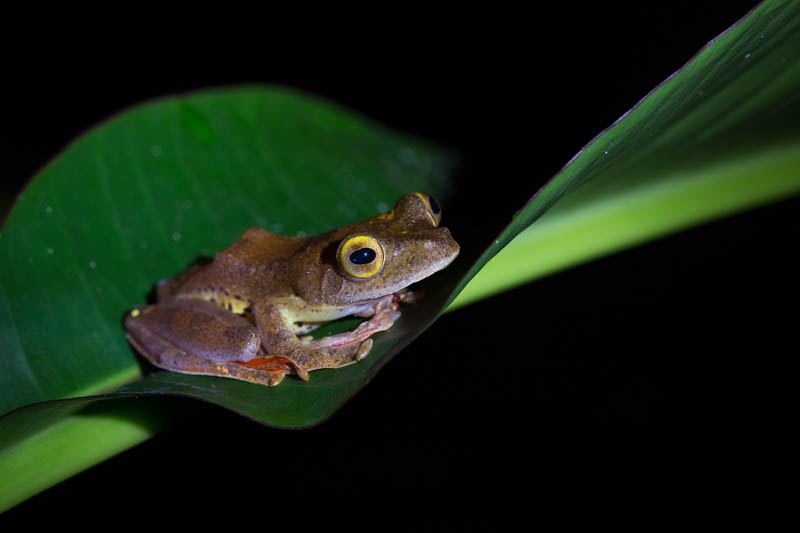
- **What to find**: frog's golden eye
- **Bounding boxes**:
[337,235,385,279]
[414,192,442,227]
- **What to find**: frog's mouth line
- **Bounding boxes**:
[397,251,459,290]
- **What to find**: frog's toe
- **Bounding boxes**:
[354,338,373,361]
[395,288,424,304]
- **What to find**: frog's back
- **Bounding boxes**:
[217,227,306,267]
[163,227,307,313]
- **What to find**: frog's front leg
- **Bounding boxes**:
[124,299,306,386]
[250,294,404,372]
[308,295,402,352]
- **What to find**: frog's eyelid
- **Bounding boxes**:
[428,194,441,215]
[411,192,441,227]
[413,192,429,208]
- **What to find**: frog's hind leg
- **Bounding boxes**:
[126,328,279,386]
[124,301,306,386]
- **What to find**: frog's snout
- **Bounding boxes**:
[422,228,458,274]
[438,227,460,255]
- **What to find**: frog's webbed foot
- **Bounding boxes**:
[232,355,310,386]
[395,287,424,305]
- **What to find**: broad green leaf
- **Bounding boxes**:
[2,0,800,511]
[0,86,455,421]
[0,84,461,509]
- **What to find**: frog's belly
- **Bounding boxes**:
[293,299,379,324]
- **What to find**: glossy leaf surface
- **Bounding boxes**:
[451,0,800,307]
[0,87,456,429]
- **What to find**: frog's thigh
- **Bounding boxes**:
[124,300,261,363]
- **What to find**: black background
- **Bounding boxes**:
[4,1,796,523]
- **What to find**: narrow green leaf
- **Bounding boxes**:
[0,399,169,511]
[451,0,800,307]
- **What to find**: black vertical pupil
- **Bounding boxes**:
[428,195,440,214]
[350,248,376,265]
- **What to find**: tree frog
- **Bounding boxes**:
[124,192,459,386]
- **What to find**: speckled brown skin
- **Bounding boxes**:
[124,192,459,386]
[125,312,306,386]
